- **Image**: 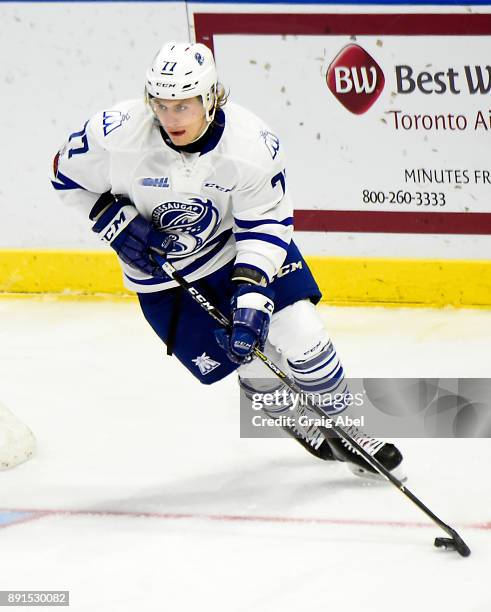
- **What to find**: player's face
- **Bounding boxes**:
[150,97,207,145]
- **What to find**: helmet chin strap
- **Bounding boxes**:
[187,118,212,144]
[204,84,218,123]
[187,88,218,144]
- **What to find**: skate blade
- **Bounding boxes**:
[347,463,407,483]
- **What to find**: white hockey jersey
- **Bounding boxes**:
[52,99,294,292]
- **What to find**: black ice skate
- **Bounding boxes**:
[321,424,405,480]
[283,420,334,461]
[262,401,335,461]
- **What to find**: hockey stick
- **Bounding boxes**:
[159,258,471,557]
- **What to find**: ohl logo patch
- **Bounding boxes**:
[326,44,385,115]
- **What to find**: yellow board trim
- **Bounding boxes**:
[0,249,490,307]
[0,250,126,295]
[307,256,491,308]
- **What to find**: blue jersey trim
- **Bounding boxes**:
[235,231,290,251]
[124,274,168,286]
[125,229,232,286]
[234,216,293,230]
[68,121,89,158]
[51,170,87,191]
[201,109,226,156]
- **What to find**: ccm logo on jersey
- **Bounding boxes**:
[204,182,232,193]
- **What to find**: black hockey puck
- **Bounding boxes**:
[434,537,456,550]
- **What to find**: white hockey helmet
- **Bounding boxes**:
[145,42,218,122]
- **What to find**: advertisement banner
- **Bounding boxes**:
[195,13,491,235]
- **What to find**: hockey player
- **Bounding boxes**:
[51,41,403,479]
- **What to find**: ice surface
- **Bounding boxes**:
[0,299,489,611]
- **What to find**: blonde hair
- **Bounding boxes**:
[215,82,229,112]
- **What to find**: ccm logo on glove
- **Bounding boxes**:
[101,208,136,242]
[215,284,275,365]
[90,195,174,278]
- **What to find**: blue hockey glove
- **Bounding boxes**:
[90,196,174,277]
[215,284,275,364]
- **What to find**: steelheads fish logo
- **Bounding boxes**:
[151,197,220,257]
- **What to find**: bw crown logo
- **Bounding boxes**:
[326,44,385,115]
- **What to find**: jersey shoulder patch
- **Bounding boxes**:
[224,103,283,169]
[259,129,280,160]
[89,99,152,147]
[101,109,131,137]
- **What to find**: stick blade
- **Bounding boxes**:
[434,536,471,557]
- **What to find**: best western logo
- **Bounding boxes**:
[327,43,491,116]
[326,44,385,115]
[396,65,491,94]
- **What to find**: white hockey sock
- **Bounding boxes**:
[287,340,350,416]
